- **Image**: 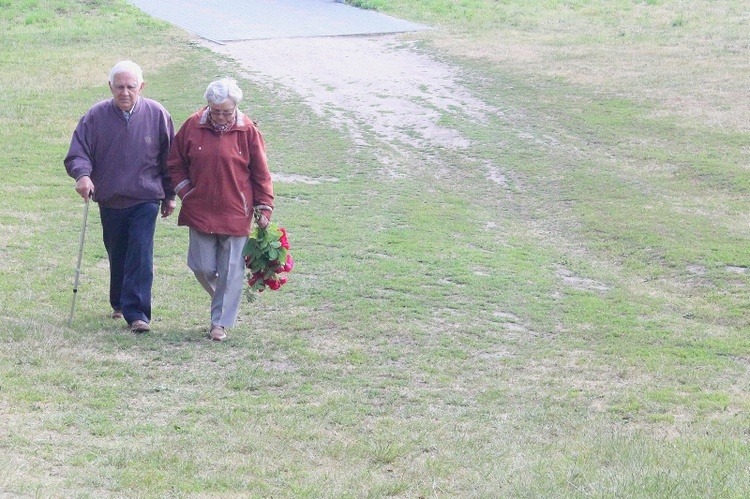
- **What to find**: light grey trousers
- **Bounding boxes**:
[187,228,249,327]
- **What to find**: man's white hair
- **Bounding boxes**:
[204,78,243,105]
[109,60,144,85]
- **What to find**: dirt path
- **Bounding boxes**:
[203,35,494,154]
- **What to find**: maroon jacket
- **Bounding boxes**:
[167,108,274,236]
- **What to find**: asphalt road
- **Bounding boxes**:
[125,0,430,43]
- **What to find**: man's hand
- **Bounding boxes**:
[75,176,95,202]
[161,198,176,218]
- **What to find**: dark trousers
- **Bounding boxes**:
[99,201,159,324]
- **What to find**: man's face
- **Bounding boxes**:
[109,71,144,111]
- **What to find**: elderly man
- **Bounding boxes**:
[64,60,175,333]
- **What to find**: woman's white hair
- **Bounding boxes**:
[204,78,243,105]
[109,60,144,85]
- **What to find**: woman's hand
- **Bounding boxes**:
[256,213,270,229]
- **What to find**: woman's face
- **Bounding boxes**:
[208,99,236,124]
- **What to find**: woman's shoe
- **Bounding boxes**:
[209,325,227,341]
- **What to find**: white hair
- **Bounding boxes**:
[109,60,144,85]
[204,78,243,105]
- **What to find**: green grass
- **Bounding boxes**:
[2,0,750,496]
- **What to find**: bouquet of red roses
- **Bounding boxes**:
[243,212,293,302]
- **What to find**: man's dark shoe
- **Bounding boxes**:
[130,320,150,333]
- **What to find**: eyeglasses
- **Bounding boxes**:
[209,107,236,117]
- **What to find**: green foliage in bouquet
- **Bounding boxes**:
[243,212,293,302]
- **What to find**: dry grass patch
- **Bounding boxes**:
[429,2,750,132]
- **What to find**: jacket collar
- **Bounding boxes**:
[198,106,250,130]
[110,97,140,119]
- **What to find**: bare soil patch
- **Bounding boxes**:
[202,35,495,154]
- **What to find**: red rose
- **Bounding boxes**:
[279,227,290,250]
[280,254,294,273]
[265,278,281,290]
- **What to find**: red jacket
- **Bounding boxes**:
[167,108,274,236]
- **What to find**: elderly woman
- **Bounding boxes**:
[167,78,274,341]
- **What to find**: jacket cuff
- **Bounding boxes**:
[175,180,192,199]
[254,204,273,219]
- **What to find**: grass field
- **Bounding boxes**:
[1,0,749,496]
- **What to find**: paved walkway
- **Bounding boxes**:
[125,0,431,43]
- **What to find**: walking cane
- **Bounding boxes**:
[69,196,91,322]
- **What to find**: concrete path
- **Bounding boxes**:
[125,0,431,43]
